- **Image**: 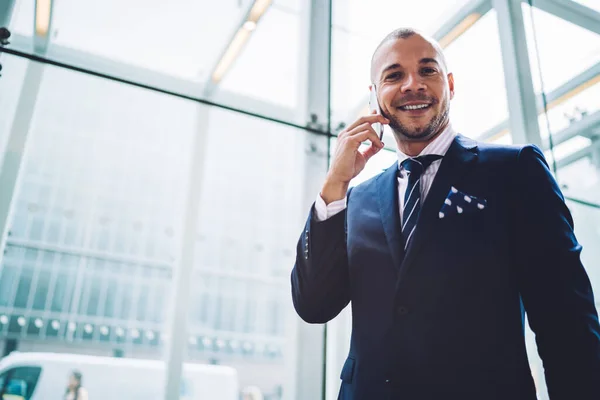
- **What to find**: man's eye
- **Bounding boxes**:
[386,72,402,80]
[422,68,437,75]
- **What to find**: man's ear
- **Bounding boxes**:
[448,73,455,100]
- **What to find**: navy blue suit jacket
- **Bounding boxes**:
[291,135,600,400]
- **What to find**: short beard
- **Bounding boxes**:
[385,101,450,143]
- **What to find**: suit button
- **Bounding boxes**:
[397,306,409,316]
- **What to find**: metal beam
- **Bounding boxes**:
[556,137,600,170]
[0,61,45,265]
[479,61,600,141]
[526,0,600,36]
[292,1,332,400]
[544,110,600,149]
[163,106,210,400]
[433,0,492,46]
[494,0,542,146]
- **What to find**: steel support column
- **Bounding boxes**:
[163,105,210,400]
[294,1,332,399]
[494,0,542,146]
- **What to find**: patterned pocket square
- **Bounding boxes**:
[439,186,487,219]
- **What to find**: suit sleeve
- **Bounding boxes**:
[513,145,600,399]
[290,198,351,324]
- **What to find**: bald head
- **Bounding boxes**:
[370,28,448,83]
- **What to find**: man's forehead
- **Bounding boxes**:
[371,36,446,78]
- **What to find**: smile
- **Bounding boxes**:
[399,103,431,111]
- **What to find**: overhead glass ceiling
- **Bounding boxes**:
[572,0,600,12]
[51,0,249,81]
[523,3,600,94]
[332,0,473,38]
[8,0,303,82]
[5,0,600,137]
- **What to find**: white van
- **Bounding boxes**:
[0,352,238,399]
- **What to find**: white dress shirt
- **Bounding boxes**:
[314,124,457,221]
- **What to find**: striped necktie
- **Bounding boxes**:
[400,155,443,250]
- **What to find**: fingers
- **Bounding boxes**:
[346,128,384,151]
[342,114,390,135]
[341,123,384,149]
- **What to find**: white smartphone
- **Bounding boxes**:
[369,85,384,140]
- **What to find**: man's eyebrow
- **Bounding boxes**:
[380,63,402,77]
[420,58,439,65]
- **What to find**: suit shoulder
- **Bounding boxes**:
[469,137,543,164]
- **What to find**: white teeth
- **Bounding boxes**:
[402,104,430,110]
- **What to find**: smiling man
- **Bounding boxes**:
[291,28,600,400]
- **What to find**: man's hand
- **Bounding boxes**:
[321,113,388,204]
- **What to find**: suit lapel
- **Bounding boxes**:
[376,162,405,270]
[397,134,479,283]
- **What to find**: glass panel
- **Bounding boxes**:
[217,2,303,109]
[523,2,600,202]
[444,10,509,137]
[573,0,600,12]
[523,3,600,94]
[0,49,319,398]
[50,0,250,80]
[6,0,310,126]
[0,52,195,398]
[188,105,310,400]
[558,157,600,206]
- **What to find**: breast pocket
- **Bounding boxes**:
[340,357,355,383]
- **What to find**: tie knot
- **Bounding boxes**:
[400,154,443,176]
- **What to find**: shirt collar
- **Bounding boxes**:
[396,123,456,168]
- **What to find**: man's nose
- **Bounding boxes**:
[401,73,426,92]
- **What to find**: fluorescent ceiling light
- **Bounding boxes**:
[35,0,53,37]
[212,28,252,83]
[243,21,257,31]
[248,0,272,23]
[210,0,273,84]
[439,13,481,49]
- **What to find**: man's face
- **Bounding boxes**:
[371,35,454,142]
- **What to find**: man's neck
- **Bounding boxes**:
[395,122,449,157]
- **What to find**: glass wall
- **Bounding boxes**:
[8,0,313,126]
[0,45,316,400]
[1,1,600,400]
